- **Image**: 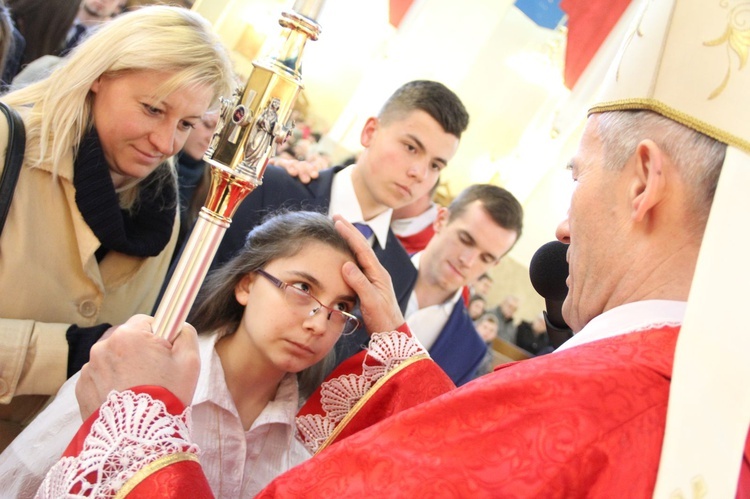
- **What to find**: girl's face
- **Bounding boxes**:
[90,70,213,188]
[233,241,357,376]
[181,112,218,161]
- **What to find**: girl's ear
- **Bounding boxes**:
[235,274,254,306]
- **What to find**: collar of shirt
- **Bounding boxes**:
[329,165,392,248]
[193,331,300,427]
[405,252,464,348]
[391,203,439,237]
[554,300,686,353]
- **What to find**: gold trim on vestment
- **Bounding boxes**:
[315,354,431,454]
[589,98,750,154]
[114,452,200,498]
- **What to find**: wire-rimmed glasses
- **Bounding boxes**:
[255,269,360,335]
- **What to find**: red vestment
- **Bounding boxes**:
[260,326,750,497]
[41,326,750,497]
[395,224,435,255]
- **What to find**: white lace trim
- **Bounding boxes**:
[296,330,427,454]
[35,390,199,498]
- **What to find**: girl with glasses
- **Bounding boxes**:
[2,210,449,498]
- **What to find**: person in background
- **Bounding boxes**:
[514,313,551,355]
[60,0,122,56]
[0,0,24,90]
[493,294,520,343]
[467,294,486,321]
[390,177,440,254]
[475,312,499,344]
[0,5,233,450]
[5,0,79,67]
[174,111,217,251]
[471,272,493,297]
[405,184,522,385]
[474,312,500,376]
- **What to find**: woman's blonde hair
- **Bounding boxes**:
[2,5,234,182]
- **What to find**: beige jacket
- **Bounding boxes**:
[0,110,179,442]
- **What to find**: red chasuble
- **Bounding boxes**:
[39,326,750,497]
[260,326,750,497]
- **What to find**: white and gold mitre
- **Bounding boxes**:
[589,0,750,153]
[588,1,750,497]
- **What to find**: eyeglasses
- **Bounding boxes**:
[255,269,360,336]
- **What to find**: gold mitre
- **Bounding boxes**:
[587,1,750,497]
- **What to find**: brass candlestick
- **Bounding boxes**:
[154,0,325,341]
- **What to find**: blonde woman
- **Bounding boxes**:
[0,5,233,448]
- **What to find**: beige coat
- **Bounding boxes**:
[0,111,179,445]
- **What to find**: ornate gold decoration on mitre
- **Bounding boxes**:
[704,2,750,99]
[586,1,750,497]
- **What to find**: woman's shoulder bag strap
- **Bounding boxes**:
[0,101,26,237]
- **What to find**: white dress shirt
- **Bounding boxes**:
[555,300,686,353]
[404,252,464,350]
[329,165,393,248]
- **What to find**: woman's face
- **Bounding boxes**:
[90,70,214,188]
[181,112,218,161]
[233,241,357,376]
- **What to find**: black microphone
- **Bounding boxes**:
[529,241,573,349]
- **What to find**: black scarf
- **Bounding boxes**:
[73,128,176,259]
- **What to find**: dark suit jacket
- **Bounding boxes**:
[211,165,417,313]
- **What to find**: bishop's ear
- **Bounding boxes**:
[631,139,667,223]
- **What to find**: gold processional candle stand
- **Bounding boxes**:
[154,0,325,342]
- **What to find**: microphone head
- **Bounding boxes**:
[529,241,569,302]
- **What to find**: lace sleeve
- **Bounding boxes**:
[296,330,428,453]
[35,389,199,498]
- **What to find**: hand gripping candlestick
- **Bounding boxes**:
[154,0,325,342]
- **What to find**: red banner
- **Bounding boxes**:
[561,0,632,89]
[389,0,414,28]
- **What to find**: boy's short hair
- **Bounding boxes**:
[379,80,469,138]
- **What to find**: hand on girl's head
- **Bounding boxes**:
[331,215,405,334]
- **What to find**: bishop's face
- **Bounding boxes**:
[556,115,632,333]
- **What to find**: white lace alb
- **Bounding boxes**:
[296,330,427,453]
[35,390,198,498]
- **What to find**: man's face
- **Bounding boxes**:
[473,276,492,296]
[420,201,518,294]
[499,297,518,320]
[356,110,459,214]
[556,115,630,332]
